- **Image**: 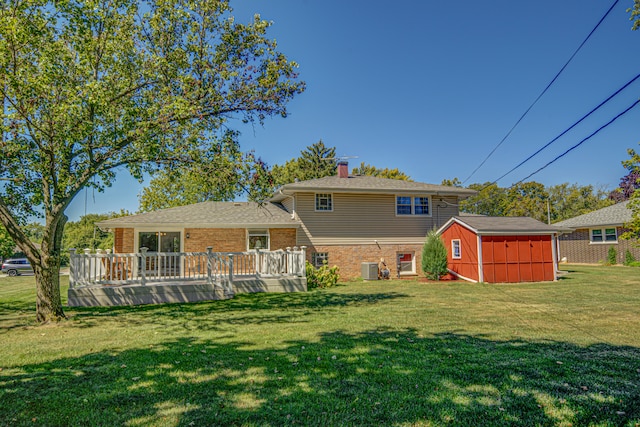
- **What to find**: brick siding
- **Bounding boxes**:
[113,227,298,254]
[114,228,134,253]
[307,243,425,280]
[559,227,640,264]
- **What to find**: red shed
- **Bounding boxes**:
[437,216,566,283]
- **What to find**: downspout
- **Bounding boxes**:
[477,234,484,283]
[279,190,296,220]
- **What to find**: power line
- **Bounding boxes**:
[488,72,640,186]
[462,0,621,184]
[512,99,640,186]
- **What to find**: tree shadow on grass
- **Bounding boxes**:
[1,330,639,426]
[66,291,409,331]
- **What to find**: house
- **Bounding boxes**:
[97,162,477,279]
[554,200,640,264]
[437,215,567,283]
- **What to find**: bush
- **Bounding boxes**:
[607,246,617,265]
[305,261,340,289]
[421,230,449,281]
[624,249,636,266]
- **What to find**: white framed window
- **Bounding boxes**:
[397,252,415,275]
[452,239,461,259]
[315,193,333,211]
[248,229,270,250]
[590,228,617,244]
[396,195,430,216]
[312,252,329,267]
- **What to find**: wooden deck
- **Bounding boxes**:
[67,248,307,307]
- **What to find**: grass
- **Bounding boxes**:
[1,265,639,426]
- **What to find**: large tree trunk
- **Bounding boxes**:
[33,213,68,323]
[34,261,65,323]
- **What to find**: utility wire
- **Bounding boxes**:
[487,72,640,187]
[512,99,640,186]
[462,0,621,184]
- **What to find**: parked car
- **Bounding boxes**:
[1,258,34,276]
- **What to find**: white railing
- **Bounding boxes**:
[68,246,307,288]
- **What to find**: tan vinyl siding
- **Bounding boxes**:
[281,197,295,215]
[295,192,460,246]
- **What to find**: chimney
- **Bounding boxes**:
[337,161,349,178]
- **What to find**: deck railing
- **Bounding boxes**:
[69,246,307,289]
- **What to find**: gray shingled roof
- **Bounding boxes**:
[271,175,476,202]
[96,202,300,229]
[553,201,631,228]
[447,216,568,234]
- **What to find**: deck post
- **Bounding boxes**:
[140,247,148,286]
[227,254,234,283]
[286,247,292,276]
[300,246,307,277]
[255,248,261,277]
[69,249,77,288]
[206,247,213,285]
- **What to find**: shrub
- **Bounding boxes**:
[607,246,617,265]
[305,261,340,289]
[624,249,636,266]
[421,229,449,281]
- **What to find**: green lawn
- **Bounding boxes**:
[1,265,639,426]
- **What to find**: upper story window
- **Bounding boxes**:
[315,193,333,211]
[396,196,430,216]
[590,228,617,244]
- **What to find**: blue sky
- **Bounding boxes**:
[68,0,640,220]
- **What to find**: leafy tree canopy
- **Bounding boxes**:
[0,226,15,260]
[443,179,611,223]
[62,211,131,254]
[620,149,640,240]
[609,149,640,202]
[352,162,412,181]
[0,0,304,322]
[138,131,273,211]
[271,140,336,186]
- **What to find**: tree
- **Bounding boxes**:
[271,141,336,186]
[421,230,449,281]
[620,148,640,240]
[458,180,610,223]
[352,162,412,181]
[459,182,509,217]
[138,133,273,211]
[0,226,15,260]
[609,149,640,202]
[0,0,304,322]
[548,183,612,222]
[62,211,130,254]
[502,182,549,222]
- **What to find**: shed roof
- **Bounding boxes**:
[439,216,569,235]
[553,201,631,228]
[96,202,300,230]
[271,175,476,202]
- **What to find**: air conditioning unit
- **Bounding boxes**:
[361,262,379,280]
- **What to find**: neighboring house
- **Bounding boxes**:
[438,216,567,283]
[554,200,640,264]
[97,162,476,279]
